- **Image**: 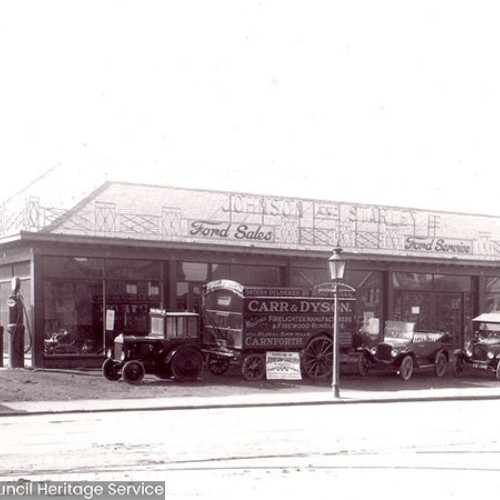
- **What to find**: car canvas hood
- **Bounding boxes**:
[381,338,411,348]
[477,338,500,348]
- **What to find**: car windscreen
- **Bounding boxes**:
[384,321,415,343]
[475,322,500,340]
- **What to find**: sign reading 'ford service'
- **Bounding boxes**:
[404,236,473,254]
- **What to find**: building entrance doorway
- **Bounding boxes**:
[401,291,465,349]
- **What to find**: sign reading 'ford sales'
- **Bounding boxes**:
[189,219,275,242]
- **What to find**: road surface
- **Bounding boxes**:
[2,399,500,499]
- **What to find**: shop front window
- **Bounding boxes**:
[44,280,103,356]
[42,257,164,356]
[230,265,281,286]
[212,263,230,281]
[345,270,385,345]
[177,262,208,282]
[290,267,329,288]
[393,271,474,349]
[44,257,104,279]
[393,272,433,290]
[103,259,163,349]
[103,280,162,336]
[484,276,500,312]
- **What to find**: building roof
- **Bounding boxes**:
[2,173,500,263]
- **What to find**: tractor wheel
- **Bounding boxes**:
[399,355,414,381]
[241,354,266,381]
[122,360,145,385]
[434,351,448,377]
[207,354,230,375]
[170,346,204,382]
[102,358,121,381]
[303,335,333,380]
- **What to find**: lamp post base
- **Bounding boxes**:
[332,383,340,398]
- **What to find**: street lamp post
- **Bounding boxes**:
[328,247,347,398]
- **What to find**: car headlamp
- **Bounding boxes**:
[487,351,495,360]
[466,349,473,357]
[370,347,377,355]
[391,349,398,358]
[120,351,127,361]
[106,348,113,359]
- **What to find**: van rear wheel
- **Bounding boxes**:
[303,335,333,380]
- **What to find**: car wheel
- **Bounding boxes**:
[453,355,465,377]
[241,353,266,381]
[122,360,145,385]
[102,358,121,381]
[496,360,500,381]
[399,355,414,381]
[357,352,369,377]
[434,351,447,377]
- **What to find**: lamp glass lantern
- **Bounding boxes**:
[328,247,346,282]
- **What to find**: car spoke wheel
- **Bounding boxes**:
[241,354,266,381]
[122,360,145,384]
[434,351,447,377]
[357,352,369,377]
[207,354,230,375]
[496,360,500,381]
[102,358,121,381]
[171,346,204,382]
[453,355,465,377]
[399,355,414,381]
[303,335,333,380]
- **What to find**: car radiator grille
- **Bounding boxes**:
[376,344,393,361]
[473,345,488,361]
[114,343,123,360]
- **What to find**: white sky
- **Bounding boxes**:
[1,1,500,215]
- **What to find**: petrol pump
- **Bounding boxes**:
[7,276,25,368]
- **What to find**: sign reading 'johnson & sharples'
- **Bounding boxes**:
[404,236,473,254]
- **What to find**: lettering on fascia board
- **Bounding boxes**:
[189,220,274,242]
[221,194,304,218]
[404,236,472,254]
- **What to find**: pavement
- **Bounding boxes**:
[2,370,500,417]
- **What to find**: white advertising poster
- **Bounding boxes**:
[266,351,302,380]
[106,309,115,331]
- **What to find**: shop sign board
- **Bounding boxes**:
[188,219,275,243]
[242,296,355,349]
[404,236,473,255]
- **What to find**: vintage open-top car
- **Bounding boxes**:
[358,320,451,381]
[454,312,500,380]
[102,309,204,384]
